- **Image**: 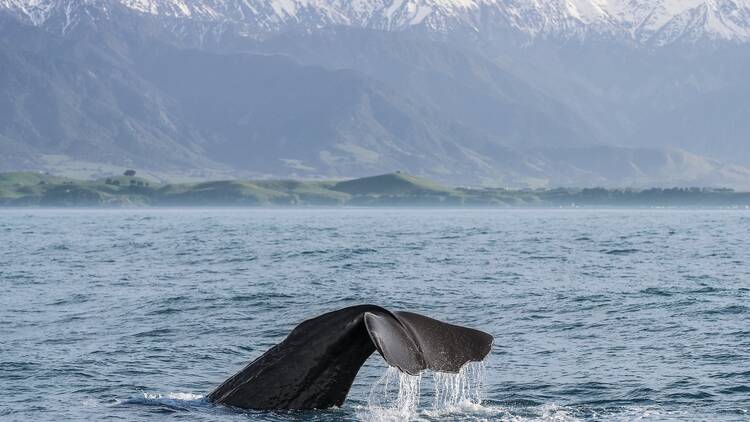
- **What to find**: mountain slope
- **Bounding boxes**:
[0,15,515,183]
[0,15,216,172]
[133,42,515,180]
[257,27,602,149]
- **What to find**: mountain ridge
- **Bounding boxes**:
[4,0,750,45]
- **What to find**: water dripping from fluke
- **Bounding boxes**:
[359,361,488,421]
[431,361,486,412]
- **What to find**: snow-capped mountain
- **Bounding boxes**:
[3,0,750,45]
[2,0,750,187]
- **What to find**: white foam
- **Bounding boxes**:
[361,367,423,421]
[359,361,491,421]
[432,361,485,409]
[142,392,204,401]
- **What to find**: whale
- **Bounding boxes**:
[208,304,493,410]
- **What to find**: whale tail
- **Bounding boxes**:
[208,305,492,410]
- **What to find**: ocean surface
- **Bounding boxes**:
[1,209,749,421]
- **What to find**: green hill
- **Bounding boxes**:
[157,181,292,205]
[1,171,749,207]
[331,172,452,196]
[0,172,73,200]
[0,172,71,187]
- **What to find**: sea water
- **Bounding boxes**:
[1,209,748,421]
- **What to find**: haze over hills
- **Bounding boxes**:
[1,0,750,188]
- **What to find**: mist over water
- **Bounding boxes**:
[1,209,749,421]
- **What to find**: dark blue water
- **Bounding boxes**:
[1,209,749,421]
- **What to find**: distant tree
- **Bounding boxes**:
[112,180,120,186]
[124,169,136,177]
[105,178,113,185]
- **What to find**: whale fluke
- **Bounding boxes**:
[208,305,492,410]
[365,311,493,375]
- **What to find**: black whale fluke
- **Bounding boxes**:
[207,305,493,410]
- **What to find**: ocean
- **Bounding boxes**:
[1,209,748,421]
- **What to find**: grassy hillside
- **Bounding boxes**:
[1,171,749,207]
[157,181,292,205]
[0,172,73,198]
[331,172,452,195]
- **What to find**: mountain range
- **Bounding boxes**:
[1,0,750,188]
[6,0,750,44]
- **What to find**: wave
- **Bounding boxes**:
[115,392,209,415]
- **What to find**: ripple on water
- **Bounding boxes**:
[1,209,749,421]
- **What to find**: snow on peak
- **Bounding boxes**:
[2,0,750,44]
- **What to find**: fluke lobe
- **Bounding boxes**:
[208,304,493,410]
